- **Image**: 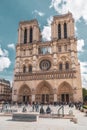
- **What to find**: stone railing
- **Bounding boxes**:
[14,70,76,81]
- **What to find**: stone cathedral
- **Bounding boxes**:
[12,12,83,104]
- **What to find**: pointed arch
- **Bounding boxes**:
[18,84,31,103]
[58,81,73,103]
[23,65,26,73]
[65,62,69,70]
[59,62,63,71]
[58,23,61,39]
[64,23,67,38]
[30,27,33,43]
[36,81,54,104]
[24,28,27,43]
[36,81,53,94]
[19,84,31,95]
[28,65,32,73]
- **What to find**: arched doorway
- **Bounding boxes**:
[18,85,31,103]
[36,81,54,104]
[58,82,73,103]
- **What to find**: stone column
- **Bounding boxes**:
[53,22,57,40]
[27,27,30,43]
[52,42,57,53]
[54,94,57,102]
[32,95,35,102]
[51,23,54,40]
[70,20,74,37]
[33,25,37,42]
[67,22,70,38]
[21,28,24,43]
[18,28,21,44]
[63,63,65,70]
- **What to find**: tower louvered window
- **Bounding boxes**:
[64,23,67,38]
[58,24,61,39]
[24,28,27,44]
[30,28,33,43]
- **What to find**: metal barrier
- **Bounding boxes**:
[58,105,64,117]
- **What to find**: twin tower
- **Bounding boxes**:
[12,12,82,104]
[18,12,74,44]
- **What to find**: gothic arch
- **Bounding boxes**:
[29,27,33,43]
[58,81,73,103]
[18,84,31,103]
[58,23,61,39]
[23,65,26,73]
[58,56,71,70]
[36,81,53,94]
[24,28,27,43]
[28,64,32,72]
[36,81,54,104]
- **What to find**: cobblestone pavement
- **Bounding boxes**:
[0,105,87,130]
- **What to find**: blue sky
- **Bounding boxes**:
[0,0,87,88]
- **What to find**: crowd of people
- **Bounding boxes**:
[0,101,84,114]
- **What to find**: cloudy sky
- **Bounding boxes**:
[0,0,87,88]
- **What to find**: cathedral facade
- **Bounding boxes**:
[12,12,83,104]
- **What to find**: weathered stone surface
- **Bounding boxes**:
[12,113,38,122]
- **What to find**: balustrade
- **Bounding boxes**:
[14,70,76,81]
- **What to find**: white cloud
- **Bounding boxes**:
[33,10,45,17]
[0,48,8,56]
[0,47,4,56]
[0,57,11,71]
[0,46,11,71]
[80,62,87,74]
[47,16,53,25]
[77,39,85,52]
[42,26,51,41]
[50,0,87,23]
[42,16,53,41]
[80,61,87,88]
[8,43,15,50]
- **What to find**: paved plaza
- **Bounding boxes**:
[0,105,87,130]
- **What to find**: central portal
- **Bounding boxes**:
[42,94,49,104]
[61,94,69,103]
[23,96,30,103]
[36,81,54,104]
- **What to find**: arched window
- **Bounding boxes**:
[65,62,69,70]
[29,65,32,72]
[59,63,63,71]
[64,23,67,38]
[30,27,33,43]
[24,28,27,44]
[58,24,61,39]
[23,65,26,73]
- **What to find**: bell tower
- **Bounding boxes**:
[51,12,74,40]
[18,19,41,44]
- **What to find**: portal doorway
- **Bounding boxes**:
[18,85,31,103]
[61,94,69,103]
[23,96,29,103]
[36,81,54,104]
[58,82,73,103]
[42,94,49,104]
